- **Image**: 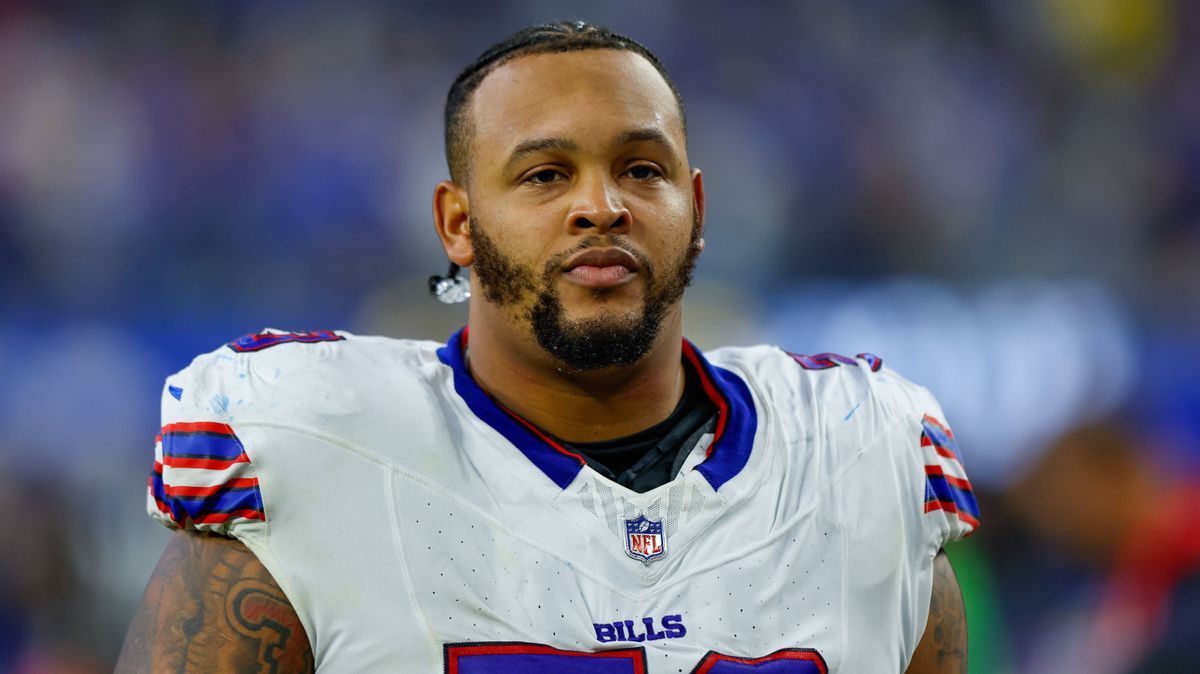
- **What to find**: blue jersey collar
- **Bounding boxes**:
[437,327,756,491]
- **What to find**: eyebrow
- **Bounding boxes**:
[504,137,578,175]
[502,128,679,176]
[615,127,675,151]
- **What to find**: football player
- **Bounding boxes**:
[118,21,978,673]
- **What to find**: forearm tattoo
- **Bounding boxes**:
[907,550,967,674]
[116,533,314,674]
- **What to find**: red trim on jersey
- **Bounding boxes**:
[692,648,828,674]
[152,497,170,515]
[958,511,980,530]
[148,489,179,524]
[456,327,589,467]
[162,421,236,436]
[164,477,260,498]
[924,499,980,531]
[448,329,748,482]
[163,453,250,470]
[194,509,266,524]
[922,414,955,438]
[682,341,729,457]
[490,398,588,465]
[925,465,973,491]
[920,434,958,459]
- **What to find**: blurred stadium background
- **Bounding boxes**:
[1,1,1198,672]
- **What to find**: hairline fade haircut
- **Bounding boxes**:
[443,20,687,185]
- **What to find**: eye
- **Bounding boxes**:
[524,168,565,185]
[625,164,663,181]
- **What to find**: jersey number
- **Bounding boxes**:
[786,350,882,373]
[227,329,344,353]
[444,643,828,674]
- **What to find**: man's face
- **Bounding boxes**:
[463,50,703,371]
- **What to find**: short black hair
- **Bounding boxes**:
[443,20,686,184]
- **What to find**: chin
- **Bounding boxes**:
[560,295,643,320]
[560,281,642,305]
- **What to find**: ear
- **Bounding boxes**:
[433,180,473,266]
[691,168,707,253]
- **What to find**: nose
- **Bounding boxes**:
[566,172,631,234]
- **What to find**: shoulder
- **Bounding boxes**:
[713,343,979,544]
[706,343,938,432]
[165,329,444,428]
[149,329,450,535]
[709,344,961,492]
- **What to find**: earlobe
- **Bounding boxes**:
[432,181,474,267]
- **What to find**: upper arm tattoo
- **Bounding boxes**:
[116,532,314,674]
[906,549,967,674]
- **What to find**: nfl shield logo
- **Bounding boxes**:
[624,514,666,564]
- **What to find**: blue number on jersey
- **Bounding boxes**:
[444,643,827,674]
[445,643,646,673]
[691,648,828,673]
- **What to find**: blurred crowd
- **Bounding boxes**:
[0,1,1197,672]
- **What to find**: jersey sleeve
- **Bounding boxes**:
[145,355,267,539]
[912,391,979,548]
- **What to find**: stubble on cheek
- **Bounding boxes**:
[469,217,538,306]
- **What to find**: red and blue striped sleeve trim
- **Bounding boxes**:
[920,415,960,460]
[160,422,250,468]
[923,465,980,529]
[920,416,979,530]
[150,423,265,527]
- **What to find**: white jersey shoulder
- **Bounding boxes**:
[148,329,448,537]
[144,330,979,673]
[709,343,978,546]
[168,328,439,432]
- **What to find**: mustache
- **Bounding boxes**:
[540,235,654,280]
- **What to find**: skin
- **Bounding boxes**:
[118,49,968,672]
[433,50,705,442]
[906,551,968,674]
[115,532,313,673]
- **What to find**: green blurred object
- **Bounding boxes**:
[946,538,1010,674]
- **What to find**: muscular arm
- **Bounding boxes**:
[905,550,966,674]
[116,531,314,674]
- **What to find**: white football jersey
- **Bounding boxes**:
[147,327,978,673]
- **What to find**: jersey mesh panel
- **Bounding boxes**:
[582,476,704,541]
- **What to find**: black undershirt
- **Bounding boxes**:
[557,363,718,493]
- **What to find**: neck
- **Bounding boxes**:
[463,309,686,444]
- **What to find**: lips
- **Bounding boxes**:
[562,247,641,288]
[563,247,642,273]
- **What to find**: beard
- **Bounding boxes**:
[470,212,702,372]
